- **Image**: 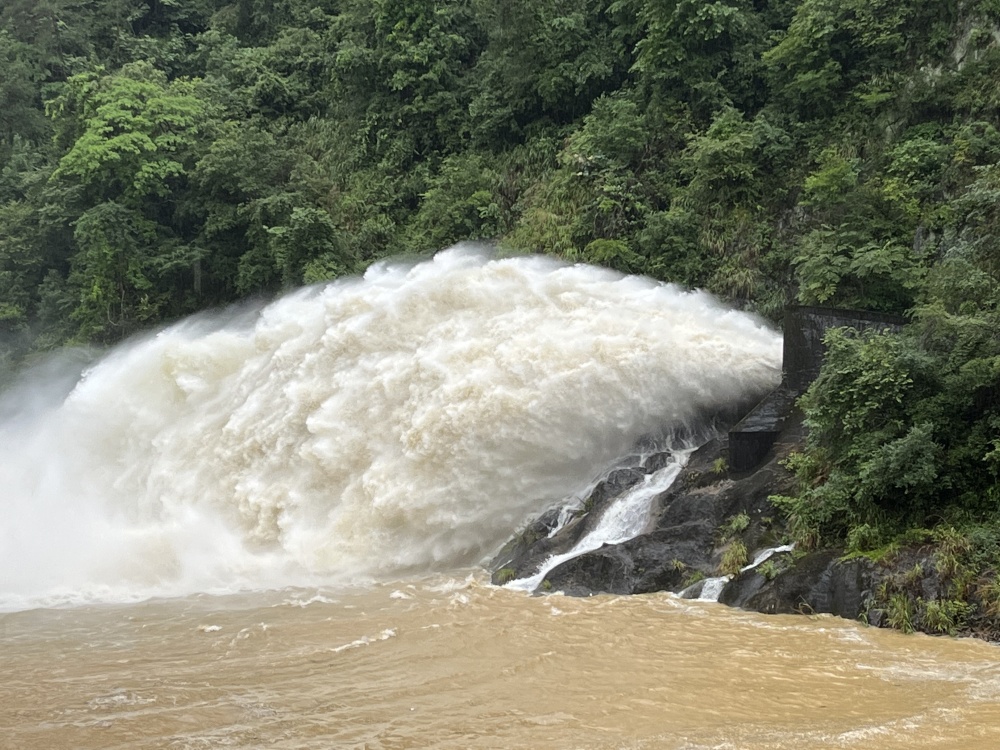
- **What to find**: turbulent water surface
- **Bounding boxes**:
[5,580,1000,749]
[3,248,998,748]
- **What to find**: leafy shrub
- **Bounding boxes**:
[921,598,972,635]
[494,567,517,585]
[720,540,749,576]
[721,512,750,540]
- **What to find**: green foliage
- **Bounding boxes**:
[48,61,208,202]
[0,31,49,149]
[494,567,517,585]
[332,0,485,161]
[764,0,949,119]
[777,328,952,543]
[792,171,926,313]
[885,592,916,634]
[720,540,749,575]
[468,0,632,142]
[921,598,972,635]
[781,239,1000,567]
[861,527,991,636]
[68,201,162,341]
[802,149,859,206]
[572,240,644,274]
[932,524,1000,616]
[267,206,355,286]
[845,522,889,553]
[721,511,750,540]
[631,0,773,119]
[805,331,919,439]
[757,559,781,581]
[407,153,505,248]
[506,168,588,257]
[683,109,771,207]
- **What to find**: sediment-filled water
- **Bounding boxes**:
[4,247,998,748]
[5,579,1000,749]
[0,246,780,610]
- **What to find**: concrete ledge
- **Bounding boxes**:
[728,387,797,472]
[783,306,905,394]
[728,306,906,473]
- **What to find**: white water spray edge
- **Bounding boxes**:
[0,246,781,611]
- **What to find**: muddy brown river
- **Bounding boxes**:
[4,575,1000,750]
[2,255,997,748]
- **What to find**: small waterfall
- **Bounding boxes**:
[697,577,730,602]
[506,449,693,592]
[688,544,796,602]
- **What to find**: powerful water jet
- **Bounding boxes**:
[0,246,781,610]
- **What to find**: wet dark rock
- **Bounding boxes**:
[589,467,646,508]
[490,507,564,583]
[489,463,649,583]
[542,523,716,595]
[719,550,875,619]
[678,579,707,599]
[537,419,804,596]
[641,451,673,474]
[540,544,636,596]
[490,402,961,634]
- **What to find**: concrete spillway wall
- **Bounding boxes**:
[728,306,905,472]
[781,306,906,394]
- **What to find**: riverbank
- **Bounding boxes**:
[491,405,1000,642]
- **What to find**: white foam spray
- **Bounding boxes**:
[0,246,781,609]
[507,451,692,592]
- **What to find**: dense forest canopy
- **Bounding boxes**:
[1,0,999,558]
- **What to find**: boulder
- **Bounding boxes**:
[489,462,650,583]
[542,522,716,595]
[720,549,875,619]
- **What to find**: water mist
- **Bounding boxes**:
[0,246,781,610]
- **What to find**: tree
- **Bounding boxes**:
[332,0,485,162]
[468,0,633,143]
[48,60,209,204]
[628,0,772,121]
[0,31,48,153]
[68,201,161,341]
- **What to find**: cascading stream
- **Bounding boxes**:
[0,246,781,610]
[690,544,797,602]
[506,449,693,592]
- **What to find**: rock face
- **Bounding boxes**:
[490,456,668,583]
[718,549,874,619]
[490,307,938,632]
[492,410,807,597]
[488,405,900,627]
[489,403,970,635]
[538,427,800,595]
